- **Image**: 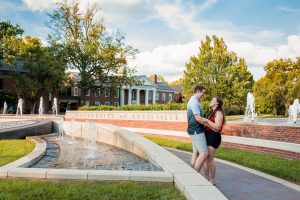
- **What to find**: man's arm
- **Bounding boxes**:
[195,114,208,125]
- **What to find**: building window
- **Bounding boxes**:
[95,101,100,106]
[149,91,152,100]
[105,89,110,97]
[105,102,110,106]
[86,89,90,96]
[74,87,78,96]
[85,101,90,106]
[114,90,119,98]
[132,90,137,100]
[95,88,100,97]
[169,93,173,102]
[156,92,159,101]
[162,93,166,102]
[114,102,119,107]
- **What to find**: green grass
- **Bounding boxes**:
[0,179,185,200]
[145,136,300,184]
[0,140,35,166]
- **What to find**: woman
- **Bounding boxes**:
[203,97,225,185]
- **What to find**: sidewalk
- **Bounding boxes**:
[167,149,299,200]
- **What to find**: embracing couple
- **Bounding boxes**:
[187,84,225,186]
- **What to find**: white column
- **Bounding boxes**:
[136,89,140,105]
[128,88,132,105]
[152,90,156,105]
[120,88,125,106]
[145,90,149,106]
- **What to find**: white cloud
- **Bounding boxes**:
[21,0,300,82]
[129,35,300,82]
[23,0,58,11]
[279,6,300,13]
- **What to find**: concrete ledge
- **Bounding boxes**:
[0,136,47,169]
[130,171,173,182]
[47,169,89,180]
[88,170,131,181]
[0,168,8,178]
[174,173,211,192]
[8,168,50,179]
[0,120,53,139]
[184,186,228,200]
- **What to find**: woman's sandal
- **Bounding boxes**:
[210,180,216,186]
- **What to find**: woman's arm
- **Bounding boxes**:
[205,111,223,132]
[195,115,208,125]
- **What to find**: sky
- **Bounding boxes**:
[1,0,300,82]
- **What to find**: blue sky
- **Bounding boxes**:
[1,0,300,81]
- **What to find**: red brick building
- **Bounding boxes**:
[71,73,175,108]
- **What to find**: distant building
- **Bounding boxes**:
[171,84,184,103]
[75,74,175,108]
[1,61,176,113]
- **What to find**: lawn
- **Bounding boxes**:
[0,179,185,200]
[0,140,35,166]
[145,136,300,184]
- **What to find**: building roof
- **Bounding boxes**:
[156,81,175,92]
[0,60,29,73]
[171,84,183,93]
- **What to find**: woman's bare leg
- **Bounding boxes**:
[203,159,210,180]
[207,146,216,184]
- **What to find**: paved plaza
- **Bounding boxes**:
[167,149,299,200]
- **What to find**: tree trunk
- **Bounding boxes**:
[285,102,290,116]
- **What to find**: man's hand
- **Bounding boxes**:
[195,115,208,125]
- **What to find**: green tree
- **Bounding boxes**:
[169,78,183,87]
[12,36,67,112]
[47,0,138,96]
[0,20,24,65]
[157,75,169,85]
[254,58,300,115]
[183,35,254,113]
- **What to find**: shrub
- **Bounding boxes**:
[79,101,211,116]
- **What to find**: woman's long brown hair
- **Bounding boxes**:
[207,97,226,127]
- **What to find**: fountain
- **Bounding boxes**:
[287,99,300,124]
[3,101,7,115]
[67,116,78,144]
[52,97,58,116]
[58,117,65,140]
[38,97,44,115]
[16,98,23,116]
[244,92,256,122]
[84,121,97,149]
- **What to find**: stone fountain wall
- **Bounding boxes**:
[65,111,300,160]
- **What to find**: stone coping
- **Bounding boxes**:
[0,136,47,169]
[0,120,53,139]
[66,110,299,127]
[123,127,300,154]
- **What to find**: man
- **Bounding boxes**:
[187,84,208,172]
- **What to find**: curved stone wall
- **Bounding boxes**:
[0,120,52,139]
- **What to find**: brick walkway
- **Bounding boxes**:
[167,149,299,200]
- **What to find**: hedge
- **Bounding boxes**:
[79,102,211,115]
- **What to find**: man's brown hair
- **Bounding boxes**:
[193,84,205,94]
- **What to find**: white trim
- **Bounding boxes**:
[86,89,90,97]
[74,87,78,96]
